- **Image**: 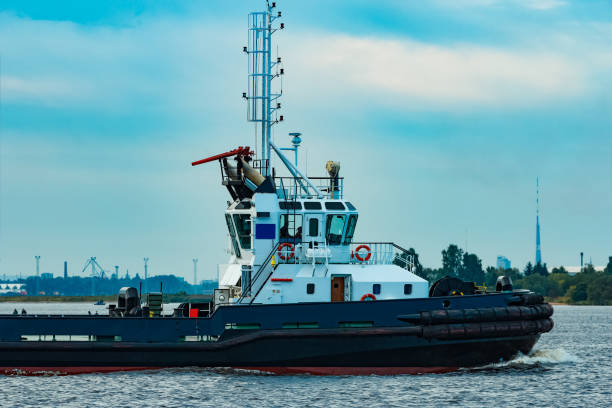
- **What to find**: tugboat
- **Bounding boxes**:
[0,2,553,375]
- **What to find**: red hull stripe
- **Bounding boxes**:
[0,366,160,376]
[270,278,293,282]
[234,366,459,375]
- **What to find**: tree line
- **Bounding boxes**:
[1,274,217,297]
[403,245,612,305]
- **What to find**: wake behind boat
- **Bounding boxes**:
[0,1,553,376]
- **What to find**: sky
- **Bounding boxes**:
[0,0,611,281]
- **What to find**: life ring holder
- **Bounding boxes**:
[360,293,377,301]
[277,243,295,261]
[354,244,372,262]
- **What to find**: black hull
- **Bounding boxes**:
[0,327,539,375]
[0,294,553,375]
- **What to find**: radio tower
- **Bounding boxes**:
[143,258,149,294]
[34,256,40,296]
[535,177,542,265]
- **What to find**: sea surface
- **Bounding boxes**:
[0,304,609,408]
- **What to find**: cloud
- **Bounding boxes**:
[2,75,93,105]
[288,34,591,110]
[433,0,567,10]
[1,11,608,116]
[524,0,567,10]
[0,13,244,115]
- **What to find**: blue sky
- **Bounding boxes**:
[1,0,611,281]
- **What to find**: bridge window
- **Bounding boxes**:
[343,214,358,244]
[325,202,345,210]
[345,202,356,211]
[233,214,252,249]
[280,214,302,240]
[304,201,322,210]
[279,201,302,210]
[373,284,381,295]
[225,214,241,257]
[325,214,346,245]
[236,201,252,209]
[309,218,319,237]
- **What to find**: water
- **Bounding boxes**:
[0,305,610,407]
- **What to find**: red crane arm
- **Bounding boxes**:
[191,146,252,166]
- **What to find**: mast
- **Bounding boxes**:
[245,1,283,177]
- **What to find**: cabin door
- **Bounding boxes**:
[303,213,324,248]
[331,276,345,302]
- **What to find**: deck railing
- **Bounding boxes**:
[275,176,344,200]
[274,241,415,272]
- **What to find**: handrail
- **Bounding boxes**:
[350,242,415,271]
[236,241,281,304]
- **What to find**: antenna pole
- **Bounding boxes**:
[245,2,283,177]
[144,258,149,294]
[34,256,40,296]
[535,177,542,265]
[265,2,273,174]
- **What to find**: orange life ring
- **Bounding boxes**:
[360,293,376,301]
[354,244,372,262]
[277,243,295,260]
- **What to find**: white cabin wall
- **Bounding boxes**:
[252,192,280,266]
[253,264,429,304]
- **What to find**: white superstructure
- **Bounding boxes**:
[192,1,427,306]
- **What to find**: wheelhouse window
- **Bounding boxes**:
[325,202,345,210]
[304,201,322,210]
[308,218,319,237]
[325,214,346,245]
[279,201,302,210]
[306,283,315,294]
[280,214,303,240]
[404,284,413,295]
[225,214,241,257]
[373,284,381,295]
[232,214,252,249]
[343,214,358,244]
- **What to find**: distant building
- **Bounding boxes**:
[496,256,511,270]
[41,273,53,279]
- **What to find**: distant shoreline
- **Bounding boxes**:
[0,296,609,306]
[0,294,212,303]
